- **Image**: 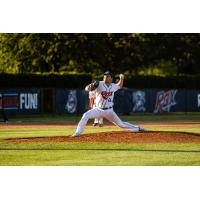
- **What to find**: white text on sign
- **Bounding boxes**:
[20,93,38,109]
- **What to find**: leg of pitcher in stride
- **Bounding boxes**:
[73,107,146,137]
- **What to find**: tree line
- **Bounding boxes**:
[0,33,200,76]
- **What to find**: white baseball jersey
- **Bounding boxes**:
[94,81,120,109]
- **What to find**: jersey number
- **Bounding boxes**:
[108,98,111,102]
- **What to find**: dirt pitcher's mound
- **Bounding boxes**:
[5,131,200,143]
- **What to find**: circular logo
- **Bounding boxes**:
[65,90,77,113]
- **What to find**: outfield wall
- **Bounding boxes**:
[0,88,200,115]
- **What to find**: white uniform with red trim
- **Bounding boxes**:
[75,81,141,136]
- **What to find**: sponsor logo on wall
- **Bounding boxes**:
[65,90,77,113]
[198,94,200,108]
[0,92,39,110]
[20,93,38,110]
[132,91,146,112]
[1,93,19,110]
[154,90,177,113]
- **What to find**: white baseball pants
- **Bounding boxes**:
[75,108,140,136]
[92,105,103,125]
[94,117,103,124]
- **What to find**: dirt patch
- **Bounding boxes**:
[4,131,200,143]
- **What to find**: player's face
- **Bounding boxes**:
[103,75,112,84]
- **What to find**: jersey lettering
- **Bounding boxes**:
[94,81,120,108]
[101,91,113,100]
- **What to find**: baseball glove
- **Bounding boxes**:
[90,80,99,91]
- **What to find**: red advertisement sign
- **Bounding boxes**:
[154,90,177,113]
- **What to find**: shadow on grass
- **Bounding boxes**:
[2,130,200,141]
[149,131,200,136]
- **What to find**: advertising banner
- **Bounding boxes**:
[153,89,178,113]
[56,89,78,114]
[0,89,40,114]
[1,88,199,115]
[56,89,90,114]
[55,88,200,114]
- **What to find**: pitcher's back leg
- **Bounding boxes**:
[104,110,140,131]
[75,108,103,136]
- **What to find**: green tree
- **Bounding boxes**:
[1,33,200,75]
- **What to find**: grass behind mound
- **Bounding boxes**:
[0,142,200,166]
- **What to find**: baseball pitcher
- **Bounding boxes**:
[72,71,147,137]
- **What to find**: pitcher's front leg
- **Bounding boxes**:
[74,108,101,136]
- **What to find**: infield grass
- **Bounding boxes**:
[0,114,200,166]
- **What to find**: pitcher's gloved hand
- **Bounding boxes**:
[90,80,99,91]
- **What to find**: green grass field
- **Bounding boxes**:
[0,114,200,166]
[8,112,200,123]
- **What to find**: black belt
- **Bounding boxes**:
[100,107,113,110]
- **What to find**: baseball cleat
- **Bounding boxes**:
[138,127,148,132]
[99,124,103,127]
[70,133,81,137]
[93,123,98,127]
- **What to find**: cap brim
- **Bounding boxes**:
[104,73,112,76]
